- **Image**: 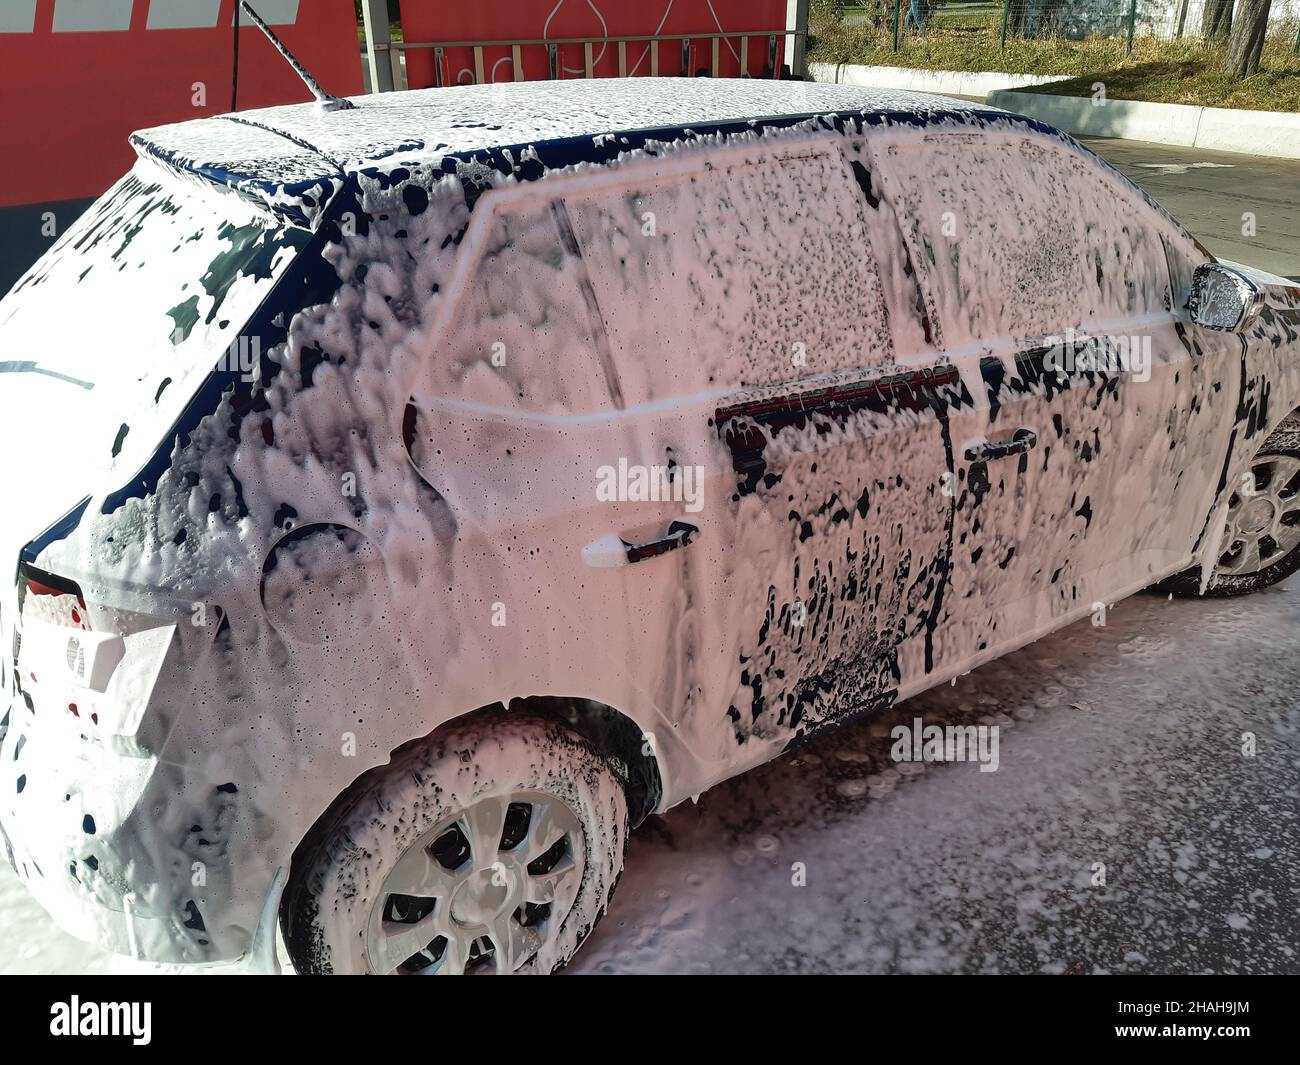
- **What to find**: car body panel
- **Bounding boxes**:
[2,79,1299,964]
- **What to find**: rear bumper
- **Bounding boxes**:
[0,692,261,965]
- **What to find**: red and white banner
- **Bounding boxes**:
[0,0,362,208]
[398,0,789,89]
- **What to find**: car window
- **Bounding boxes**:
[435,197,617,415]
[560,140,899,405]
[1162,231,1212,310]
[0,167,305,478]
[873,133,1174,346]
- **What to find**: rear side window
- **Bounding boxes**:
[873,133,1173,346]
[436,198,617,414]
[559,141,899,405]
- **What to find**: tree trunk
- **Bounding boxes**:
[1224,0,1272,78]
[1201,0,1234,40]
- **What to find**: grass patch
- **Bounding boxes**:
[1033,55,1300,111]
[809,15,1300,110]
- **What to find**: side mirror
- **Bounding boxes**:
[1187,263,1264,332]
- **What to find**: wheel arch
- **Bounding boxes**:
[489,694,664,826]
[279,697,651,973]
[1268,407,1300,441]
[282,695,663,911]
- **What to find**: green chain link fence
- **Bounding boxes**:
[813,0,1299,58]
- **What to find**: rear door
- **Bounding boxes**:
[564,133,974,747]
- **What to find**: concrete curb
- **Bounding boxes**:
[985,89,1300,159]
[808,63,1299,159]
[809,61,1068,97]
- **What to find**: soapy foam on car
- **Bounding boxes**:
[1,80,1296,966]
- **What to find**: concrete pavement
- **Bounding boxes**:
[1081,137,1300,280]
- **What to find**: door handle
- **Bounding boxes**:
[582,520,700,568]
[965,428,1037,463]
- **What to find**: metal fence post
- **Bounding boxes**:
[1126,0,1137,56]
[1000,0,1011,51]
[361,0,394,93]
[785,0,810,78]
[893,0,901,51]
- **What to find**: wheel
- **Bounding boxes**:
[1160,426,1300,598]
[281,712,627,974]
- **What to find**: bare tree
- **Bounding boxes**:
[1224,0,1272,78]
[1201,0,1234,40]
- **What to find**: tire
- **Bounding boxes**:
[1159,426,1300,599]
[281,710,627,974]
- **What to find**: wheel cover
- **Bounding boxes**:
[1217,454,1300,577]
[365,790,586,974]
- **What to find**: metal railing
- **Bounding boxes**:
[368,29,806,92]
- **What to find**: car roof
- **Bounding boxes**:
[130,78,1026,226]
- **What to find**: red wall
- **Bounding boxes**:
[398,0,789,90]
[0,0,363,208]
[0,1,791,211]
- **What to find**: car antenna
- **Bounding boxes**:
[231,0,355,114]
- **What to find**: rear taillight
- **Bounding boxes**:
[15,565,126,720]
[17,563,88,631]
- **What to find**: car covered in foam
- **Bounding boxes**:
[2,77,1299,973]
